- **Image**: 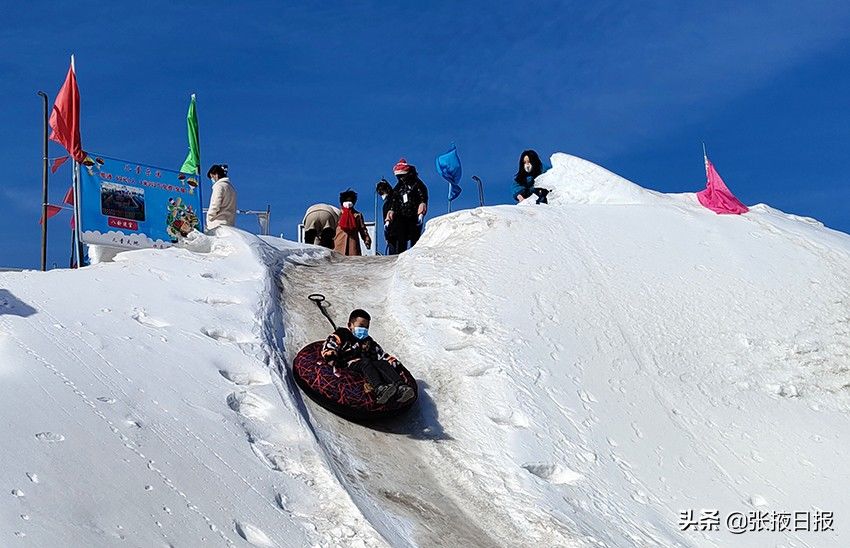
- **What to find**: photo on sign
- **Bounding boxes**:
[100,182,146,221]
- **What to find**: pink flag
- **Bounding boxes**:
[696,156,748,215]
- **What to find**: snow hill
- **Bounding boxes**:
[1,153,849,547]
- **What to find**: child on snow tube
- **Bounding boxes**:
[321,309,415,405]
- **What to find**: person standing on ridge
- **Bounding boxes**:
[376,178,397,255]
[387,158,428,252]
[512,150,549,204]
[206,164,237,230]
[334,189,371,256]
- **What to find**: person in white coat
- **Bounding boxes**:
[205,164,237,230]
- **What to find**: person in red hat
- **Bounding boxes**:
[386,158,428,252]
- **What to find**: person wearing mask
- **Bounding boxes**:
[206,164,238,229]
[387,159,428,252]
[321,308,415,404]
[334,189,371,256]
[512,150,549,204]
[376,178,396,255]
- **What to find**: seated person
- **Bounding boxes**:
[321,309,415,404]
[512,149,549,204]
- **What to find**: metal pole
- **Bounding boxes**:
[37,91,49,271]
[472,175,484,207]
[373,186,379,253]
[72,161,84,267]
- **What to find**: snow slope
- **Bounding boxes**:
[2,153,849,547]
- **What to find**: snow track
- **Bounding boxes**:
[278,253,512,547]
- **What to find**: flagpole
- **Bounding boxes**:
[72,161,83,267]
[70,54,84,267]
[373,185,379,255]
[38,91,49,271]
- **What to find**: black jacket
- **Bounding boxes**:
[390,174,428,219]
[321,327,396,368]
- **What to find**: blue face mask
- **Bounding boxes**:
[352,326,369,340]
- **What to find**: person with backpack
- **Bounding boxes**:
[386,158,428,252]
[512,150,549,204]
[334,189,371,256]
[376,178,397,255]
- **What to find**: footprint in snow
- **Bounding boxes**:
[131,309,170,329]
[196,295,241,306]
[219,369,270,386]
[748,494,768,507]
[35,432,64,442]
[488,411,530,429]
[578,389,596,405]
[235,521,274,547]
[227,391,273,420]
[522,463,582,485]
[201,327,254,344]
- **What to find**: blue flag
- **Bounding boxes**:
[436,144,462,201]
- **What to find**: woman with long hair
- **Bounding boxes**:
[511,150,549,204]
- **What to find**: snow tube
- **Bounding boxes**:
[291,341,418,421]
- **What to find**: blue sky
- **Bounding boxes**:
[2,1,849,267]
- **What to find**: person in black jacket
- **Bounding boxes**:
[386,158,428,253]
[512,149,549,204]
[321,309,415,404]
[376,179,397,255]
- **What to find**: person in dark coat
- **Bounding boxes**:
[511,149,549,204]
[376,179,397,255]
[386,158,428,253]
[321,309,415,404]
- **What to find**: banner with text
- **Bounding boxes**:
[78,154,204,249]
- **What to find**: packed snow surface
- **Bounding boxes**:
[1,153,849,547]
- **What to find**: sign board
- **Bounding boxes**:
[78,154,204,249]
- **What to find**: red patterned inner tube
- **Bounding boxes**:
[291,340,418,421]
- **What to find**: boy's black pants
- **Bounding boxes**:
[348,358,402,388]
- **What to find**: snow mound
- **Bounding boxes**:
[2,152,850,547]
[540,152,674,206]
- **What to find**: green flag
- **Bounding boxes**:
[180,94,200,174]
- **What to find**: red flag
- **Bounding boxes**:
[51,155,70,173]
[696,156,748,215]
[49,56,86,162]
[62,185,75,205]
[39,205,63,225]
